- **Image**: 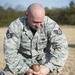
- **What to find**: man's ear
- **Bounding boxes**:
[25,11,28,17]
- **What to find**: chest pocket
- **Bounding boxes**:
[37,36,47,50]
[21,32,31,50]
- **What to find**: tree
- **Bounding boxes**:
[69,1,75,9]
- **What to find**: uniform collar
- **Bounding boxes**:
[23,17,44,40]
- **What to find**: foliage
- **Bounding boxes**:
[45,1,75,25]
[0,6,25,27]
[69,1,75,9]
[0,1,75,27]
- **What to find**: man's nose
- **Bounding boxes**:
[36,23,41,28]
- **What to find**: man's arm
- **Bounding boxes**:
[44,16,68,73]
[4,19,29,75]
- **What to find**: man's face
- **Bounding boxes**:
[27,13,44,30]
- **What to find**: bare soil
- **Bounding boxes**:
[0,26,75,75]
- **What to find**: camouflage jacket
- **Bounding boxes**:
[4,16,68,74]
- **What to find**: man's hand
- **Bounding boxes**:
[40,65,50,75]
[26,64,50,75]
[26,68,40,75]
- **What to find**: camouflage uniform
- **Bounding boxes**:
[1,16,68,75]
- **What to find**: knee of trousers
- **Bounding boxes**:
[48,72,60,75]
[1,66,14,75]
[3,71,14,75]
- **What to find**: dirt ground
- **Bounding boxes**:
[0,26,75,75]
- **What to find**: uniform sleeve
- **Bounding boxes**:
[44,17,68,73]
[4,19,29,74]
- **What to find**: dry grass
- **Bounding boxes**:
[0,26,75,75]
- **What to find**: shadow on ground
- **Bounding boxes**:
[68,44,75,48]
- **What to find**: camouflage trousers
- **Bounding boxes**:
[0,71,60,75]
[0,66,60,75]
[48,72,60,75]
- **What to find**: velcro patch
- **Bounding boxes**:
[6,30,13,39]
[54,28,62,35]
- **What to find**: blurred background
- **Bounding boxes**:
[0,0,75,75]
[0,0,75,27]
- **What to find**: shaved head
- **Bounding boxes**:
[27,3,45,17]
[26,3,45,30]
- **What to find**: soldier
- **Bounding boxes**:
[0,3,68,75]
